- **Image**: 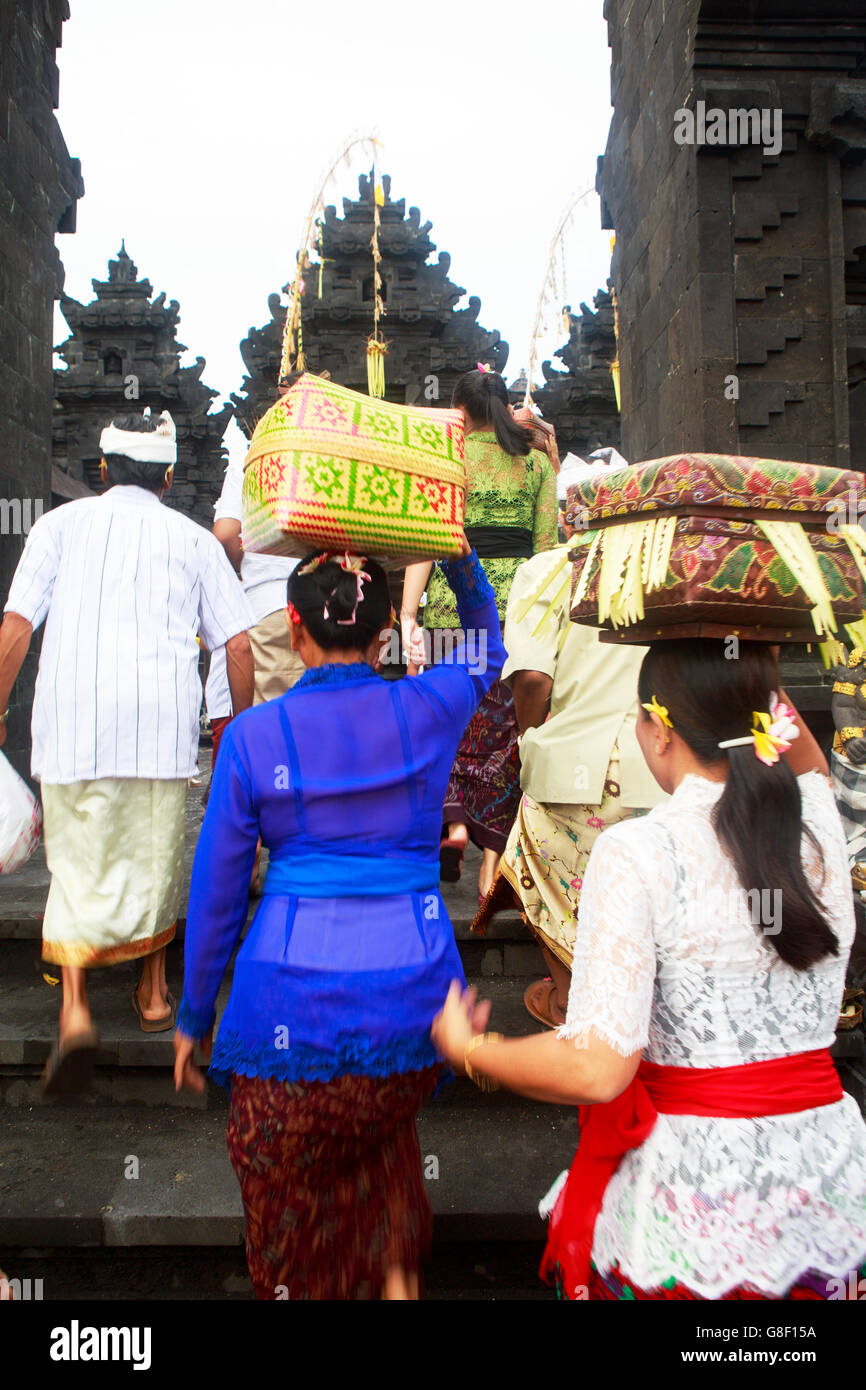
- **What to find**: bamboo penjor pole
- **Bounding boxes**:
[279,133,383,384]
[523,185,597,409]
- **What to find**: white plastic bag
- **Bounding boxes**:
[0,749,42,874]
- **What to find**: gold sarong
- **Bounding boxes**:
[500,755,639,969]
[41,777,186,966]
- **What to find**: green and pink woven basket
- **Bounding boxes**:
[241,374,466,565]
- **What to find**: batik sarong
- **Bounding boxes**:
[831,750,866,868]
[498,754,637,968]
[41,777,186,966]
[443,677,520,853]
[226,1067,439,1300]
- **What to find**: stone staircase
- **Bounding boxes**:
[0,760,574,1299]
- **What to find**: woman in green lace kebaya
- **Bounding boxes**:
[402,368,558,901]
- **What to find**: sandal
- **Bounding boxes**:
[41,1026,100,1096]
[132,988,177,1034]
[523,978,566,1031]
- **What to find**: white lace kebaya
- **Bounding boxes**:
[556,770,866,1298]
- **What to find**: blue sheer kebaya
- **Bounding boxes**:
[178,551,505,1086]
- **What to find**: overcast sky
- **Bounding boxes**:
[54,0,614,465]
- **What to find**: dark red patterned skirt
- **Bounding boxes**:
[444,677,521,853]
[226,1068,438,1300]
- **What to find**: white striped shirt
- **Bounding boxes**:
[5,486,254,783]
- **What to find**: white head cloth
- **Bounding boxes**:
[557,446,630,505]
[99,409,177,466]
[588,446,629,471]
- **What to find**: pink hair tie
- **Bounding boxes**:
[476,362,493,374]
[320,552,372,625]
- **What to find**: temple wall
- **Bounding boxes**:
[598,0,866,468]
[0,0,81,776]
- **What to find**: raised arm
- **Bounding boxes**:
[532,452,559,553]
[779,689,829,778]
[400,560,433,672]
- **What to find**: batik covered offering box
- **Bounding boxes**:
[241,374,466,565]
[564,453,866,643]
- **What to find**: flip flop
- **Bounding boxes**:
[439,838,466,883]
[132,988,177,1034]
[41,1026,100,1096]
[523,979,565,1031]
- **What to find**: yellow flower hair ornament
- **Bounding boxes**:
[641,695,674,729]
[718,694,799,767]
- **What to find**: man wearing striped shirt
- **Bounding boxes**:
[0,410,255,1093]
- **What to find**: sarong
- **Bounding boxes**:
[443,677,520,853]
[500,753,636,968]
[227,1068,439,1300]
[41,777,186,966]
[831,750,866,868]
[578,1260,866,1301]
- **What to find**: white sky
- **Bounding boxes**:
[54,0,614,465]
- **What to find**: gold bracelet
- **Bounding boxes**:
[834,681,857,695]
[463,1032,503,1092]
[840,727,865,742]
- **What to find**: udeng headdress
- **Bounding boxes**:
[99,408,176,466]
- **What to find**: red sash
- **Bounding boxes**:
[540,1048,843,1298]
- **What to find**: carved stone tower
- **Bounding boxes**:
[53,245,231,527]
[232,174,508,437]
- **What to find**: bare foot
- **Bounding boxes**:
[478,847,500,901]
[59,1002,95,1043]
[445,822,468,849]
[134,982,171,1022]
[382,1264,419,1300]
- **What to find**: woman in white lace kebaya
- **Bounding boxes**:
[433,639,866,1300]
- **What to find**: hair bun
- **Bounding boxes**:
[325,570,361,623]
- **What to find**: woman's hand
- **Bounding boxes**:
[400,614,427,675]
[173,1028,213,1094]
[431,980,492,1072]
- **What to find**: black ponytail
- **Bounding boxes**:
[451,369,534,457]
[287,554,391,652]
[637,639,838,972]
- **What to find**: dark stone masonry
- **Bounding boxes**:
[231,174,509,437]
[528,287,622,460]
[0,0,82,777]
[53,243,231,531]
[597,0,866,470]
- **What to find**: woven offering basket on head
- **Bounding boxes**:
[564,453,866,644]
[241,374,466,567]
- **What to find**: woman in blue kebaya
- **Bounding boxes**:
[174,536,503,1300]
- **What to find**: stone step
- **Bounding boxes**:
[0,1099,576,1249]
[0,1242,556,1300]
[0,1242,554,1300]
[0,940,550,1106]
